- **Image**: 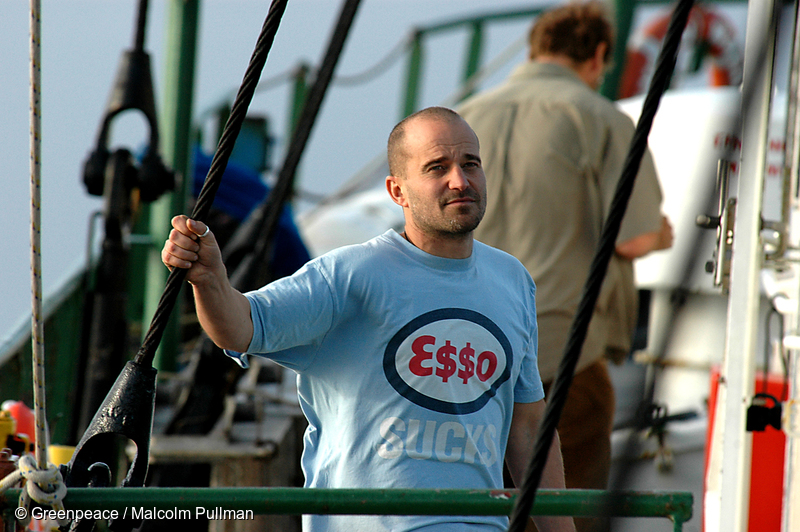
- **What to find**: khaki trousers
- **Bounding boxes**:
[531,359,616,532]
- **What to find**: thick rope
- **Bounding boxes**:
[28,0,49,472]
[134,0,289,367]
[506,0,695,529]
[0,455,68,527]
[133,0,149,52]
[609,0,776,496]
[17,3,70,525]
[226,0,363,291]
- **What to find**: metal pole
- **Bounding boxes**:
[0,488,692,525]
[288,63,310,141]
[142,0,201,371]
[401,31,423,119]
[602,0,637,100]
[782,1,800,528]
[460,20,484,101]
[704,0,779,530]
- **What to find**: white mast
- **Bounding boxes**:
[704,0,779,530]
[781,0,800,528]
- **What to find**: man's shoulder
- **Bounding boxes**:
[459,83,516,119]
[459,65,627,125]
[313,231,396,267]
[539,81,635,137]
[458,63,540,116]
[474,241,534,283]
[474,239,513,258]
[536,76,625,118]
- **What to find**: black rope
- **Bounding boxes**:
[609,0,779,504]
[156,0,362,442]
[133,0,149,52]
[506,0,695,529]
[225,0,363,291]
[134,0,289,367]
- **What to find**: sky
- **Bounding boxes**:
[0,0,541,344]
[0,0,750,346]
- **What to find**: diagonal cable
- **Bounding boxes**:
[506,0,696,528]
[223,0,363,291]
[134,0,289,367]
[158,0,363,437]
[609,0,778,502]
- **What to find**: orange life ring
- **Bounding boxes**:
[619,5,743,99]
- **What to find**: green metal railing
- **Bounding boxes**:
[400,6,549,118]
[0,488,693,531]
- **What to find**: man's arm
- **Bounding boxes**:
[506,400,576,532]
[161,215,253,352]
[615,214,674,260]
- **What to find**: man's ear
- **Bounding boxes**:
[594,42,608,70]
[386,175,408,208]
[580,42,609,89]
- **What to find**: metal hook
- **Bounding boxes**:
[64,361,156,532]
[83,48,173,201]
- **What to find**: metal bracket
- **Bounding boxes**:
[746,393,782,432]
[696,160,737,292]
[82,49,174,202]
[63,361,156,532]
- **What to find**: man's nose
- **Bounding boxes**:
[448,167,469,190]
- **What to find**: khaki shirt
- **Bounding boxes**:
[460,62,663,382]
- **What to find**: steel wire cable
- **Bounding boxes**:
[134,0,148,52]
[506,0,696,529]
[134,0,289,367]
[154,0,362,444]
[608,0,777,509]
[195,67,296,126]
[223,0,363,291]
[201,6,391,211]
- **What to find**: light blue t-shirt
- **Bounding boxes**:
[227,230,544,531]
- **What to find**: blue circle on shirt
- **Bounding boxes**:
[383,308,512,414]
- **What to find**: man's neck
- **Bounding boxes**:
[533,55,596,89]
[402,227,473,259]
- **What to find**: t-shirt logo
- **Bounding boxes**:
[383,308,512,414]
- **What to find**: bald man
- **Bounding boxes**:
[163,106,574,532]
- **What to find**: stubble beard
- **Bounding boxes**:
[408,192,485,239]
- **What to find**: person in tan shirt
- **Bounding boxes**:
[459,3,673,531]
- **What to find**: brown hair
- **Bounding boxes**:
[387,106,463,177]
[528,1,614,64]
